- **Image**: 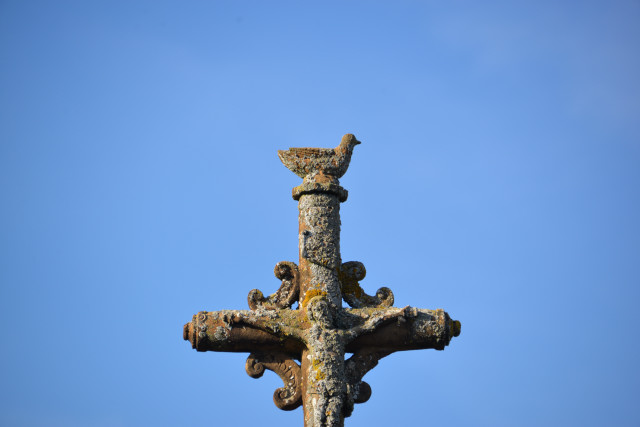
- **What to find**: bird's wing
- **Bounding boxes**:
[287,147,334,157]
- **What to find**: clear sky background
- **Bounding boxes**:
[1,1,639,426]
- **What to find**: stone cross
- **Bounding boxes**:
[183,134,461,427]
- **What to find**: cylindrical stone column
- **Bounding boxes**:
[294,184,348,427]
[297,191,343,309]
[277,134,360,427]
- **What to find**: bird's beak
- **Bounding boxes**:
[354,139,361,145]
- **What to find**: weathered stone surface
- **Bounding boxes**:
[183,133,460,427]
[299,193,342,270]
[248,261,300,310]
[246,352,303,410]
[338,261,394,308]
[278,134,360,180]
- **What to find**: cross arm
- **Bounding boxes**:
[183,309,306,355]
[343,307,461,353]
[336,307,460,415]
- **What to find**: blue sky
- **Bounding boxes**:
[1,1,639,426]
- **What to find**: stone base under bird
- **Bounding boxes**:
[278,134,361,181]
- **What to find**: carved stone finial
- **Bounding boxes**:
[279,134,360,202]
[277,134,361,181]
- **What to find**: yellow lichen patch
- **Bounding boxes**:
[341,279,363,298]
[337,268,364,298]
[312,358,326,380]
[301,289,327,308]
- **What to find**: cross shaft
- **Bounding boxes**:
[183,134,460,427]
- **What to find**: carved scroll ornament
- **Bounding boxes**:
[248,261,300,310]
[339,261,394,308]
[246,352,303,411]
[342,350,392,417]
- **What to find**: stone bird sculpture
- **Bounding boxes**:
[278,133,361,180]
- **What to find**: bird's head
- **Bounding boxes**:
[341,133,361,148]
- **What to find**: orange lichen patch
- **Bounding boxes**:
[300,289,327,308]
[314,171,335,184]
